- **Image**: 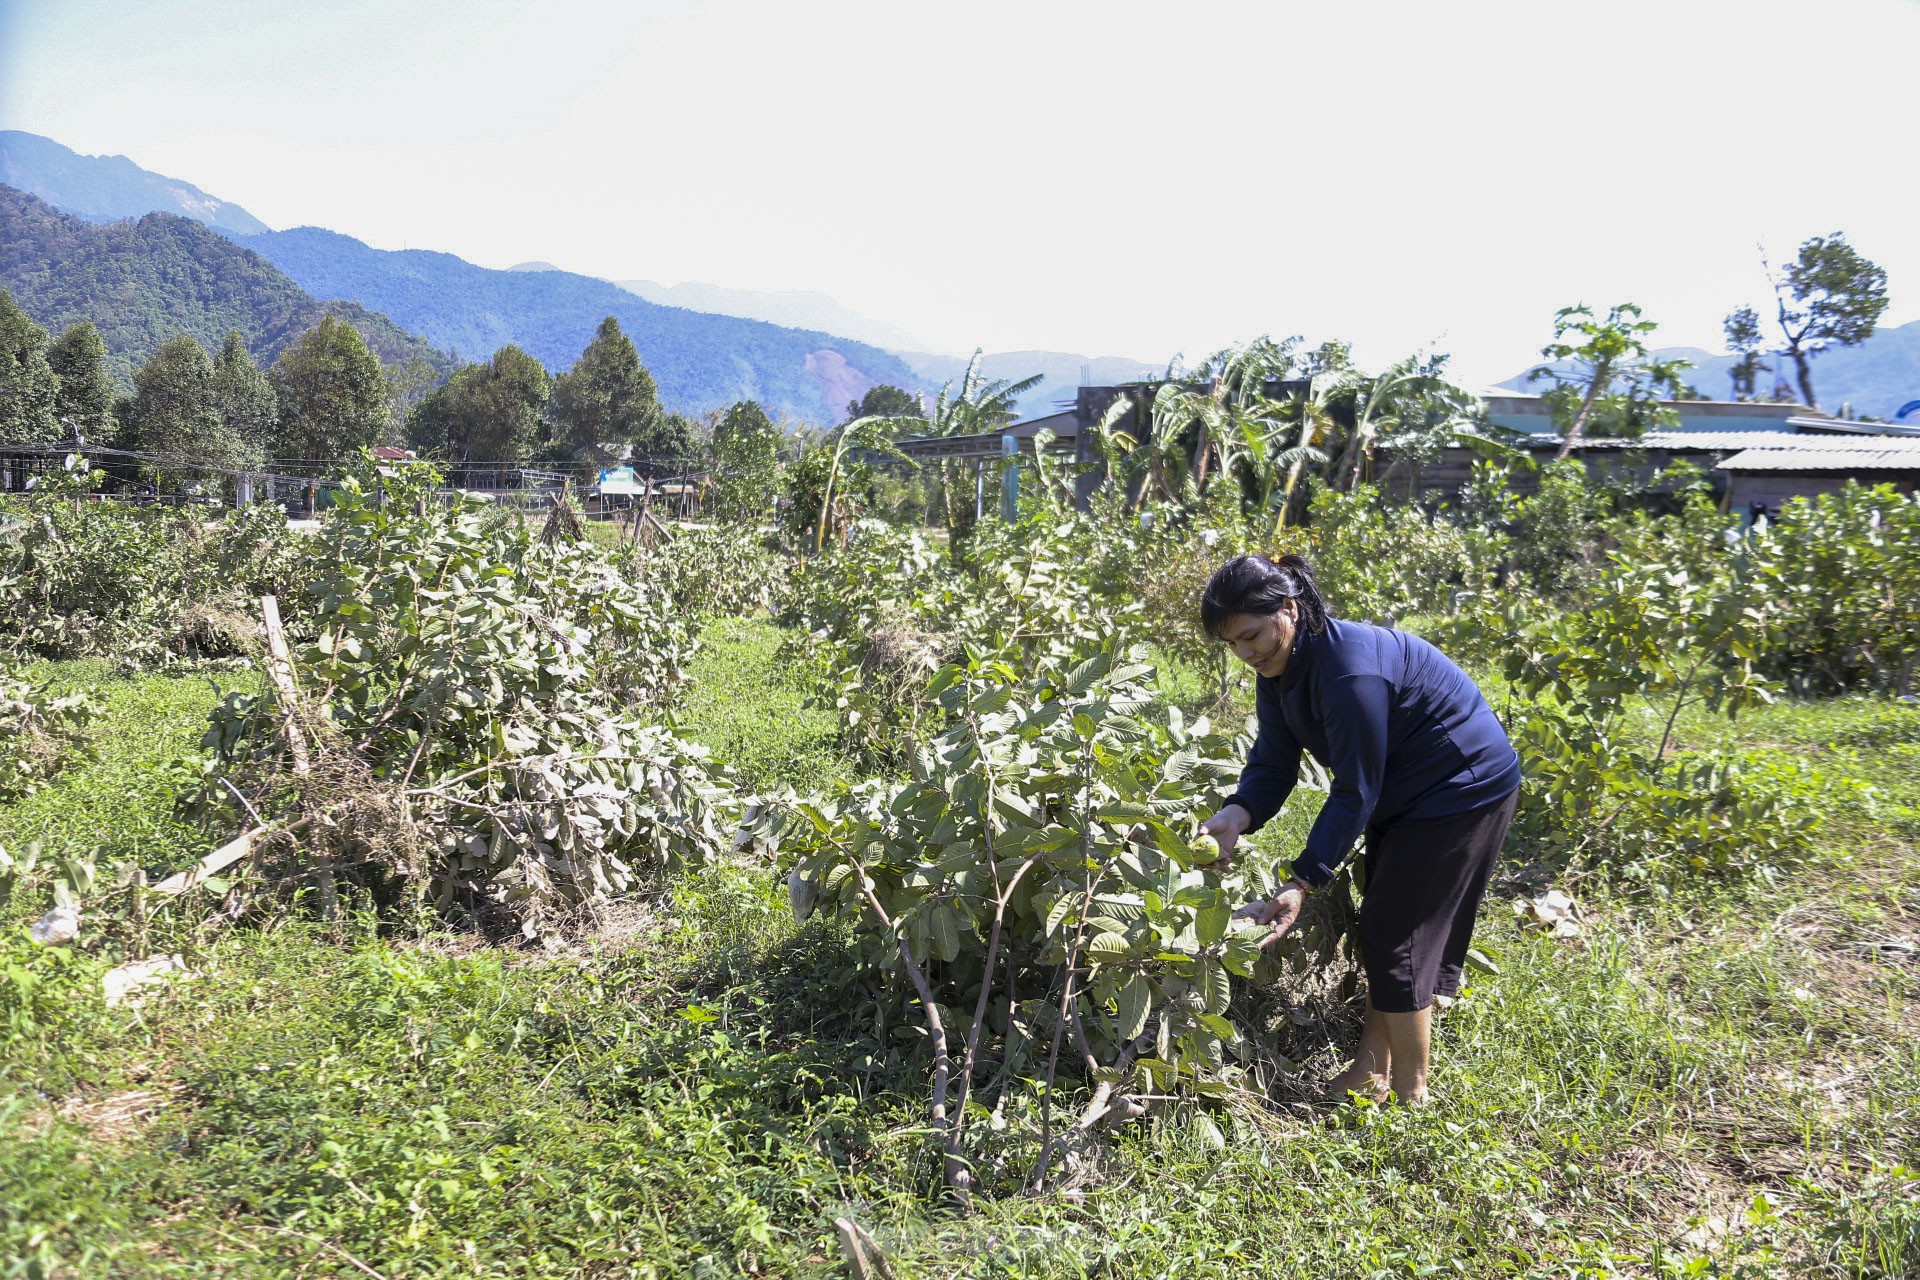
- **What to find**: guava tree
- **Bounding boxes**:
[764,644,1291,1200]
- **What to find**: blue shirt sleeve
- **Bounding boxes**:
[1291,672,1391,887]
[1225,675,1300,832]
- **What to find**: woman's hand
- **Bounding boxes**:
[1198,804,1252,870]
[1253,877,1311,949]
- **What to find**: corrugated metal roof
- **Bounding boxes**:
[1558,431,1920,453]
[1716,444,1920,472]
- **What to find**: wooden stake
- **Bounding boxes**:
[260,595,311,778]
[260,595,333,917]
[833,1219,871,1280]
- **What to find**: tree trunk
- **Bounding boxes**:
[1553,357,1614,462]
[1789,346,1818,409]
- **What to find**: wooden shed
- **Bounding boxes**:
[1715,439,1920,516]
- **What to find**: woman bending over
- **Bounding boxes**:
[1199,554,1520,1105]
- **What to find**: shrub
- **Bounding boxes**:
[195,460,732,939]
[1499,545,1825,878]
[0,457,313,665]
[632,524,786,620]
[783,512,1128,769]
[1290,481,1509,625]
[760,643,1343,1197]
[1749,484,1920,695]
[1510,459,1614,600]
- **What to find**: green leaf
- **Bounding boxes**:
[1465,947,1500,976]
[1115,973,1152,1041]
[1195,902,1231,947]
[1147,821,1198,868]
[1199,955,1230,1015]
[1223,933,1261,978]
[931,902,961,964]
[1086,933,1132,960]
[1196,1012,1236,1040]
[1135,1056,1177,1089]
[993,790,1038,827]
[795,803,832,836]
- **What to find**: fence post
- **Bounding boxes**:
[1001,433,1019,521]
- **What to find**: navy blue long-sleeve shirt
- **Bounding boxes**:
[1227,618,1521,887]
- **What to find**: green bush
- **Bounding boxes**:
[1751,484,1920,695]
[0,457,312,665]
[760,643,1354,1197]
[0,914,101,1079]
[1290,481,1509,625]
[196,460,733,938]
[632,523,786,620]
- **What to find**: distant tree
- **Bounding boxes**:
[708,399,785,523]
[271,315,392,472]
[636,411,699,465]
[1303,340,1355,376]
[1761,233,1890,409]
[0,289,58,449]
[844,384,924,426]
[210,331,279,457]
[384,354,446,428]
[717,398,776,442]
[407,345,549,466]
[46,321,117,444]
[125,335,252,489]
[1721,306,1769,402]
[785,440,877,547]
[550,317,660,464]
[1527,303,1692,460]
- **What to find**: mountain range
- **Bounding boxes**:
[18,128,1907,425]
[0,132,923,422]
[0,183,451,385]
[0,129,269,235]
[609,277,934,355]
[602,279,1163,419]
[0,131,1156,422]
[219,225,923,422]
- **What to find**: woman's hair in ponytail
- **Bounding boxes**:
[1199,553,1331,639]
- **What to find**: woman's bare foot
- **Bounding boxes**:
[1324,1062,1391,1104]
[1388,1062,1430,1105]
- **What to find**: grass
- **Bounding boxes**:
[0,660,258,882]
[2,631,1916,1278]
[678,616,852,794]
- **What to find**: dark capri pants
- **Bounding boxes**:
[1358,787,1520,1013]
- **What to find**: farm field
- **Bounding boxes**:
[3,626,1917,1277]
[4,417,1920,1277]
[9,4,1920,1273]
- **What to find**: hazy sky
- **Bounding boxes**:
[4,0,1917,386]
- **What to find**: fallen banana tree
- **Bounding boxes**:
[186,460,734,939]
[752,641,1347,1201]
